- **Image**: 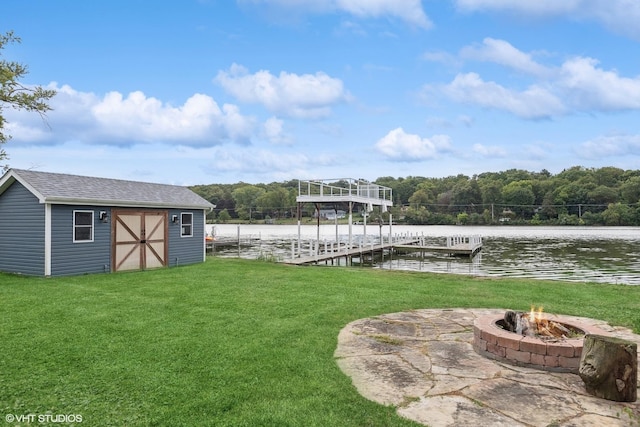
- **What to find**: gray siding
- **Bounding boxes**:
[0,182,45,275]
[167,209,205,267]
[50,206,112,276]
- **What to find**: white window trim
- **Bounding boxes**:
[180,212,193,237]
[73,210,94,243]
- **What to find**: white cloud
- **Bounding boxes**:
[472,143,507,157]
[437,72,565,119]
[4,121,51,143]
[577,134,640,159]
[219,104,256,144]
[558,57,640,111]
[429,39,640,118]
[94,91,228,142]
[587,1,640,40]
[263,116,293,145]
[335,0,431,28]
[6,83,256,147]
[239,0,431,28]
[460,38,552,77]
[453,0,640,40]
[5,83,99,144]
[215,63,349,119]
[375,127,452,161]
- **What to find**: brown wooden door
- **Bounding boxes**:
[112,210,168,272]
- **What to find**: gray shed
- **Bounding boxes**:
[0,168,215,276]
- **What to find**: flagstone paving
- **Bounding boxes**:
[335,308,640,427]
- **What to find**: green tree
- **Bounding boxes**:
[593,166,624,187]
[232,185,266,222]
[601,203,634,226]
[556,166,591,183]
[408,189,431,208]
[620,176,640,205]
[553,181,593,216]
[404,206,430,224]
[456,212,469,225]
[435,190,453,213]
[1,31,56,170]
[540,191,558,220]
[402,177,427,205]
[257,187,294,218]
[501,181,535,218]
[451,178,482,214]
[587,185,618,207]
[478,179,502,206]
[217,209,231,223]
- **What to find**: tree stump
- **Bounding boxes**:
[579,334,637,402]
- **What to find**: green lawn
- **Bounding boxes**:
[1,259,639,426]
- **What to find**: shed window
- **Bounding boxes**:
[181,212,193,237]
[73,210,94,242]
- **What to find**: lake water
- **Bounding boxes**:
[207,224,640,285]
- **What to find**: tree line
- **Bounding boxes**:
[190,166,640,226]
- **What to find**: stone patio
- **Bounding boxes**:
[334,308,640,426]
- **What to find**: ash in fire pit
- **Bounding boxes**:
[501,308,585,340]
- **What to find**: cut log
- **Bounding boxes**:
[579,334,637,402]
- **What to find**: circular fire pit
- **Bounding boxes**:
[473,312,610,373]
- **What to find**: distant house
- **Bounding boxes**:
[0,169,215,277]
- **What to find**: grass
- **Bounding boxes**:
[1,258,639,426]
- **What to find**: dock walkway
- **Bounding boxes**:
[285,235,482,266]
[285,240,413,266]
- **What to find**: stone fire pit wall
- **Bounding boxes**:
[473,314,610,373]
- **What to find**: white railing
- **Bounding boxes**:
[447,235,482,248]
[289,232,420,259]
[297,178,393,203]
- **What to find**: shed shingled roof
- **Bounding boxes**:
[0,169,214,209]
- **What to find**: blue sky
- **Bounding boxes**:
[3,0,640,185]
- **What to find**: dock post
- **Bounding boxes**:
[297,202,301,256]
[348,201,353,250]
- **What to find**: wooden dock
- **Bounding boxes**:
[285,241,410,266]
[284,235,482,266]
[394,235,483,258]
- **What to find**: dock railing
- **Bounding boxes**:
[447,235,482,249]
[297,178,393,204]
[289,232,420,260]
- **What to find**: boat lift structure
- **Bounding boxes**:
[294,178,394,257]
